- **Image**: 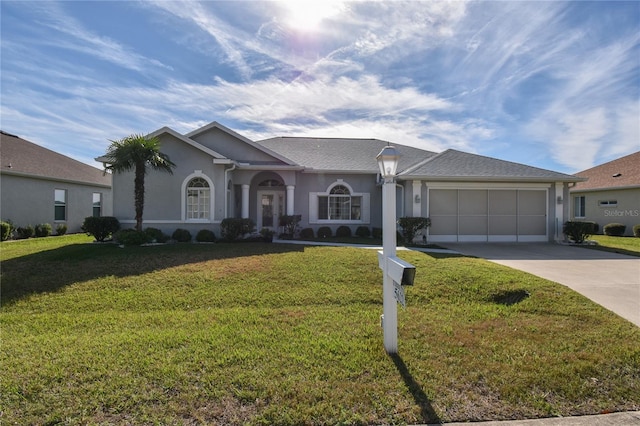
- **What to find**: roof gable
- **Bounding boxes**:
[256,137,436,173]
[1,131,111,187]
[187,121,294,166]
[148,126,227,159]
[572,151,640,191]
[402,149,581,182]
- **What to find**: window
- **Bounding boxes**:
[598,200,617,207]
[574,195,586,218]
[54,189,66,221]
[318,185,362,221]
[92,193,102,217]
[187,177,210,220]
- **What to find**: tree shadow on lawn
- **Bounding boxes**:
[390,353,442,424]
[0,242,305,306]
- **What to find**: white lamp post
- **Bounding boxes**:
[376,145,401,354]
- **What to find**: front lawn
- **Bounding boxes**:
[1,235,639,424]
[587,234,640,257]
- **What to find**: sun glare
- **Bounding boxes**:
[282,0,345,31]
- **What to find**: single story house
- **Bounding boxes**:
[571,151,640,236]
[1,131,113,233]
[104,121,582,243]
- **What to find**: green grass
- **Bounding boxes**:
[2,235,639,425]
[586,234,640,257]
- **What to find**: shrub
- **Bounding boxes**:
[355,226,371,238]
[1,221,13,241]
[144,227,169,243]
[317,226,332,238]
[634,224,640,238]
[196,229,216,242]
[172,228,192,243]
[603,223,626,237]
[55,223,67,236]
[563,221,598,243]
[16,226,34,239]
[82,216,120,242]
[34,223,52,238]
[336,226,352,238]
[115,229,150,246]
[220,218,254,241]
[398,217,431,245]
[279,214,301,239]
[299,227,314,239]
[372,227,382,239]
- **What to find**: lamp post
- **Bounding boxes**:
[376,145,401,354]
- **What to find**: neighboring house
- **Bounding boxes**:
[103,121,582,243]
[0,131,112,234]
[571,151,640,236]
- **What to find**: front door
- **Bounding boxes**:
[257,191,283,230]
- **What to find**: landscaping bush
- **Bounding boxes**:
[82,216,120,242]
[563,220,598,243]
[398,217,431,245]
[279,214,301,239]
[603,223,626,237]
[1,221,13,241]
[55,224,67,236]
[34,223,52,238]
[196,229,216,243]
[16,226,34,239]
[115,229,151,246]
[317,226,332,238]
[144,227,169,243]
[336,225,352,238]
[172,228,192,243]
[220,218,254,241]
[372,227,383,239]
[355,226,371,238]
[299,227,314,239]
[634,224,640,237]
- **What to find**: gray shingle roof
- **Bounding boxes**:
[0,131,111,186]
[256,137,436,173]
[400,149,580,181]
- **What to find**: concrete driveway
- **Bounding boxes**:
[441,243,640,327]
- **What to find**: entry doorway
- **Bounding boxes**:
[257,191,284,231]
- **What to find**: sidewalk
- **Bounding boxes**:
[426,410,640,425]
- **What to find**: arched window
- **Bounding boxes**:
[187,177,210,220]
[319,184,362,220]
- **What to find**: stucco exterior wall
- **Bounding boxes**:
[0,173,112,233]
[571,187,640,236]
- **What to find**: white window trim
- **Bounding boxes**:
[309,179,370,224]
[54,188,67,222]
[574,195,586,219]
[181,171,214,223]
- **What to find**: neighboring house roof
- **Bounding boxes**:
[0,131,111,187]
[257,137,436,173]
[572,151,640,192]
[401,149,582,182]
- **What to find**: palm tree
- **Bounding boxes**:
[103,134,176,231]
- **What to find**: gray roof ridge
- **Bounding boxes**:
[399,148,449,175]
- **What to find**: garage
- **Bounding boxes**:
[427,187,548,242]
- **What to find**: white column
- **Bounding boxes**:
[241,184,250,219]
[555,182,564,241]
[412,180,421,217]
[286,185,295,215]
[382,177,398,354]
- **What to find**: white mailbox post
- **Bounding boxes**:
[376,145,416,354]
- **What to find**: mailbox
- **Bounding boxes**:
[378,252,416,286]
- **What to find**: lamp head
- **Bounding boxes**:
[376,145,401,179]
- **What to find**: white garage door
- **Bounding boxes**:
[428,189,548,242]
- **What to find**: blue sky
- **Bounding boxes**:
[1,1,638,173]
